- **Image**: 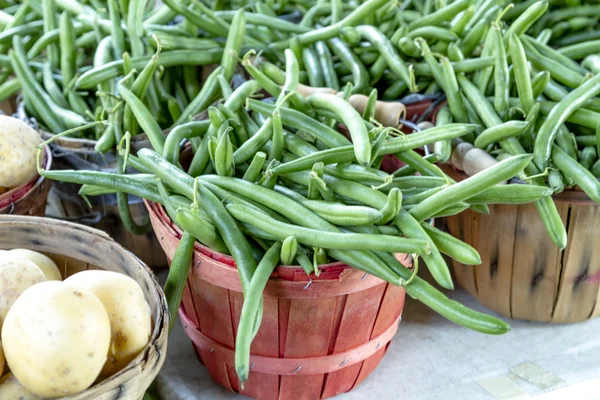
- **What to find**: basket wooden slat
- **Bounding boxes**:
[0,216,168,399]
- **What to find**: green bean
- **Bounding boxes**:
[579,146,597,171]
[163,231,194,333]
[280,236,297,266]
[176,208,228,253]
[242,152,267,183]
[164,121,209,165]
[118,82,165,154]
[548,169,564,194]
[440,58,468,124]
[409,155,533,222]
[533,72,600,171]
[234,118,273,165]
[235,241,280,383]
[328,38,369,93]
[355,25,414,92]
[509,35,534,113]
[459,19,489,56]
[226,203,429,255]
[394,150,445,178]
[76,49,223,89]
[490,24,509,118]
[269,109,284,162]
[247,99,351,148]
[58,12,76,88]
[315,41,339,91]
[433,106,453,162]
[41,0,59,69]
[413,57,495,76]
[522,39,584,88]
[174,66,222,125]
[421,223,480,265]
[9,39,65,133]
[376,251,509,334]
[409,0,470,29]
[221,9,245,81]
[42,62,69,109]
[302,46,324,88]
[552,144,600,202]
[503,0,548,43]
[474,121,529,149]
[531,70,550,99]
[304,200,383,226]
[307,93,371,165]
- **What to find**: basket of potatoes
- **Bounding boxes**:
[0,116,52,216]
[0,215,168,399]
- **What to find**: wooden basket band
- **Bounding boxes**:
[179,308,400,376]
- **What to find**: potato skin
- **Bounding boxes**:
[0,251,46,327]
[8,249,62,281]
[0,373,42,400]
[1,281,111,398]
[0,116,42,188]
[65,270,152,378]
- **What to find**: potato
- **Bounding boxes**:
[0,373,41,400]
[1,281,111,398]
[65,270,152,378]
[8,249,62,281]
[0,116,43,188]
[0,251,46,327]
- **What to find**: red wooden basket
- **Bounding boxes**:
[0,146,52,216]
[146,200,410,400]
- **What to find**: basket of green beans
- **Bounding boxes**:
[37,37,560,395]
[365,0,600,323]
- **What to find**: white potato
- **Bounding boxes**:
[8,249,62,281]
[65,270,152,378]
[0,116,43,188]
[0,251,46,327]
[1,281,111,398]
[0,373,41,400]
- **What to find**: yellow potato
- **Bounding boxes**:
[0,373,41,400]
[0,116,43,188]
[65,270,152,378]
[0,251,46,327]
[1,281,111,398]
[8,249,62,281]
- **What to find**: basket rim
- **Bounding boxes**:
[0,146,52,211]
[145,199,350,274]
[0,215,169,398]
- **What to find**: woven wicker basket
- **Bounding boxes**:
[0,215,168,399]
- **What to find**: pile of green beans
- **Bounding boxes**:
[38,42,561,383]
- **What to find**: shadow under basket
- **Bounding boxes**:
[145,201,409,400]
[443,167,600,323]
[0,146,52,216]
[0,215,168,399]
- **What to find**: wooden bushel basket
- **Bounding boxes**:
[444,168,600,323]
[0,215,168,399]
[146,201,409,400]
[0,146,52,216]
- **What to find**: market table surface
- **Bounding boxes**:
[154,271,600,400]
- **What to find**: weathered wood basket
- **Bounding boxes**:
[444,168,600,323]
[0,146,52,216]
[0,215,168,399]
[146,201,409,400]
